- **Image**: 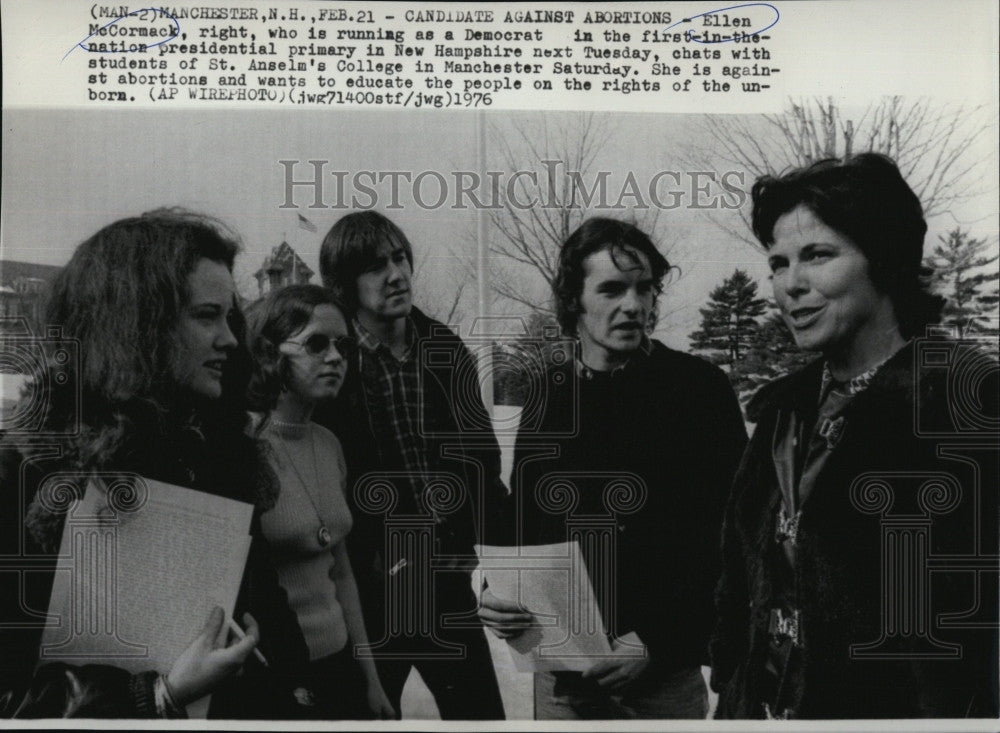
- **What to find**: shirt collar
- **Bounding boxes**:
[575,337,652,380]
[819,347,900,402]
[353,317,417,361]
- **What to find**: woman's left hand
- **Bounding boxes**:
[367,682,395,720]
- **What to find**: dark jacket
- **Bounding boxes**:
[315,307,507,621]
[0,432,309,719]
[507,340,747,675]
[711,343,999,718]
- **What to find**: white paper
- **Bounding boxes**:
[2,0,996,726]
[476,541,614,672]
[39,476,254,715]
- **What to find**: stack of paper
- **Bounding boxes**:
[39,476,254,715]
[475,541,614,672]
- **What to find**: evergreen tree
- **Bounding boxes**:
[744,309,818,387]
[492,312,562,406]
[925,227,999,338]
[690,269,768,382]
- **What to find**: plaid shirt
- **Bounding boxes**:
[354,318,432,513]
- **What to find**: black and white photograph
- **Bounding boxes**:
[1,0,998,728]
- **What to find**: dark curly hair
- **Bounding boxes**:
[9,209,277,527]
[245,284,349,412]
[44,209,246,404]
[553,217,672,336]
[750,153,944,339]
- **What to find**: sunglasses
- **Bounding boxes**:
[284,333,357,358]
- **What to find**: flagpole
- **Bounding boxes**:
[293,211,300,284]
[294,212,318,285]
[476,110,493,416]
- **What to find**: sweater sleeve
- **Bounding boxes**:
[709,471,751,695]
[2,663,165,718]
[497,363,569,550]
[709,425,759,697]
[453,338,510,548]
[633,363,748,671]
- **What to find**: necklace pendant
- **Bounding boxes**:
[317,525,332,548]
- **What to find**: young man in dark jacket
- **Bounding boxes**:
[314,211,505,720]
[478,218,747,719]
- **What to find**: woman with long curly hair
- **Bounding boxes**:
[0,209,308,718]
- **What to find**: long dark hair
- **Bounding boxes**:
[12,209,276,536]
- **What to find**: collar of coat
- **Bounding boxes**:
[746,342,917,424]
[397,305,463,346]
[575,336,653,379]
[337,305,463,415]
[353,305,459,355]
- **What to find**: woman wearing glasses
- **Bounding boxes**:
[246,284,393,720]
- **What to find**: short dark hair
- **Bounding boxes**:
[245,284,348,411]
[751,153,944,338]
[319,211,414,311]
[553,217,672,336]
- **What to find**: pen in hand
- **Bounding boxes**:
[227,617,269,667]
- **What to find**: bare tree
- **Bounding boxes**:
[486,112,668,316]
[411,245,474,326]
[686,97,994,249]
[417,278,467,325]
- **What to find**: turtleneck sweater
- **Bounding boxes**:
[258,418,353,661]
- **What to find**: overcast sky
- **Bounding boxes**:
[2,107,997,349]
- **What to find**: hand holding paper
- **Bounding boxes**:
[475,541,614,672]
[478,587,534,640]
